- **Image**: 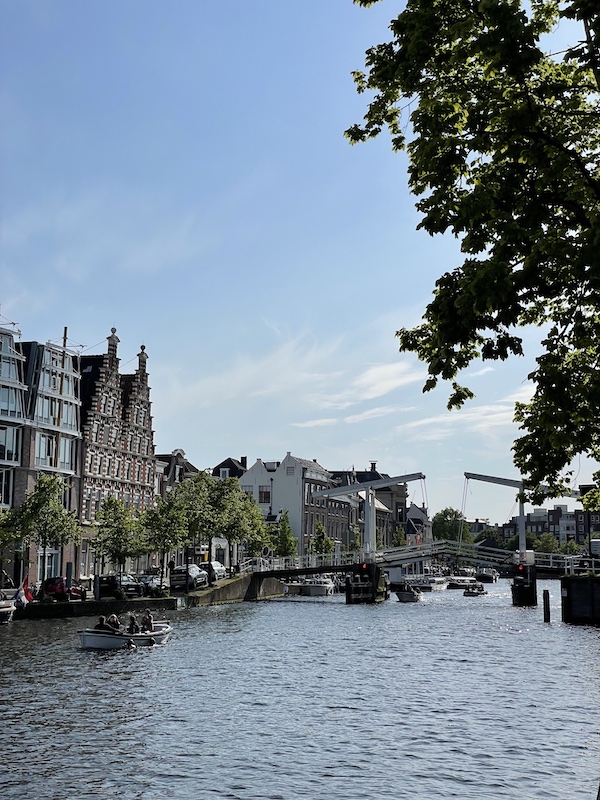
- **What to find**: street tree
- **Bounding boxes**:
[432,507,472,542]
[272,511,298,557]
[310,521,335,555]
[535,531,560,553]
[347,0,600,501]
[95,495,142,576]
[235,494,270,559]
[174,471,215,560]
[15,473,81,595]
[143,492,189,584]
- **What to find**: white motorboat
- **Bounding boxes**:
[395,581,422,603]
[78,621,173,650]
[406,575,448,592]
[0,592,16,623]
[475,568,499,583]
[300,576,335,597]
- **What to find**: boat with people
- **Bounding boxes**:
[464,582,488,597]
[395,581,422,603]
[447,575,479,590]
[78,620,173,650]
[0,592,16,623]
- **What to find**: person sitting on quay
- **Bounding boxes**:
[140,608,154,632]
[127,614,140,634]
[106,614,121,631]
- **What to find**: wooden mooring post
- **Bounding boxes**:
[543,589,550,623]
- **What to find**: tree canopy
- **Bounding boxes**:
[347,0,600,502]
[431,507,472,542]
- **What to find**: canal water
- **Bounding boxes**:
[1,579,598,799]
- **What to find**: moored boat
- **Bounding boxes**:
[300,576,335,597]
[0,592,16,624]
[406,575,448,592]
[475,568,499,583]
[78,621,172,650]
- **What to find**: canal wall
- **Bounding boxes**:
[12,576,285,620]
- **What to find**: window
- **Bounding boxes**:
[220,468,230,479]
[241,485,253,497]
[259,485,271,504]
[286,466,295,476]
[0,468,13,506]
[0,426,19,461]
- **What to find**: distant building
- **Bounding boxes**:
[239,452,356,555]
[212,456,248,481]
[156,448,201,498]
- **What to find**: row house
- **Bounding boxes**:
[239,452,358,556]
[78,328,157,578]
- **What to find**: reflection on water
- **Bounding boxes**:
[1,580,599,799]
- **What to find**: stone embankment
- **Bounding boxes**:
[12,575,285,621]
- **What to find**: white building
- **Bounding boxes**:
[239,452,358,555]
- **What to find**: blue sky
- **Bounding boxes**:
[1,1,593,525]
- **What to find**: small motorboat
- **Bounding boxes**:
[78,621,173,650]
[0,592,16,624]
[464,582,487,597]
[300,576,335,597]
[395,581,422,603]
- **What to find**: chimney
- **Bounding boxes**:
[241,456,247,469]
[370,460,377,472]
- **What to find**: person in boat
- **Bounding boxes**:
[106,614,121,631]
[127,614,140,634]
[94,615,113,631]
[140,608,154,632]
[126,638,137,650]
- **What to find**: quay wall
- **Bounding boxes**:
[12,576,284,620]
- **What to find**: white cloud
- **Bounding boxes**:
[291,418,338,428]
[343,405,411,424]
[312,361,425,410]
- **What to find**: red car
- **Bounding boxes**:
[42,576,85,601]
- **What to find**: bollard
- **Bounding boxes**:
[543,589,550,623]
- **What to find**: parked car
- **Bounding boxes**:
[200,560,227,581]
[139,574,169,595]
[98,573,144,598]
[42,576,86,601]
[169,564,208,591]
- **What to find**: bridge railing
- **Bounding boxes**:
[239,551,362,574]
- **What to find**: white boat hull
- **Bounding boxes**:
[0,599,16,623]
[78,623,172,650]
[301,582,335,597]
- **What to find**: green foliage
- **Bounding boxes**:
[95,495,142,570]
[535,531,560,553]
[16,473,81,552]
[143,492,189,575]
[560,539,580,554]
[506,531,539,552]
[273,511,298,557]
[473,528,506,549]
[309,521,335,555]
[348,0,600,501]
[391,525,407,548]
[349,523,362,551]
[432,507,472,542]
